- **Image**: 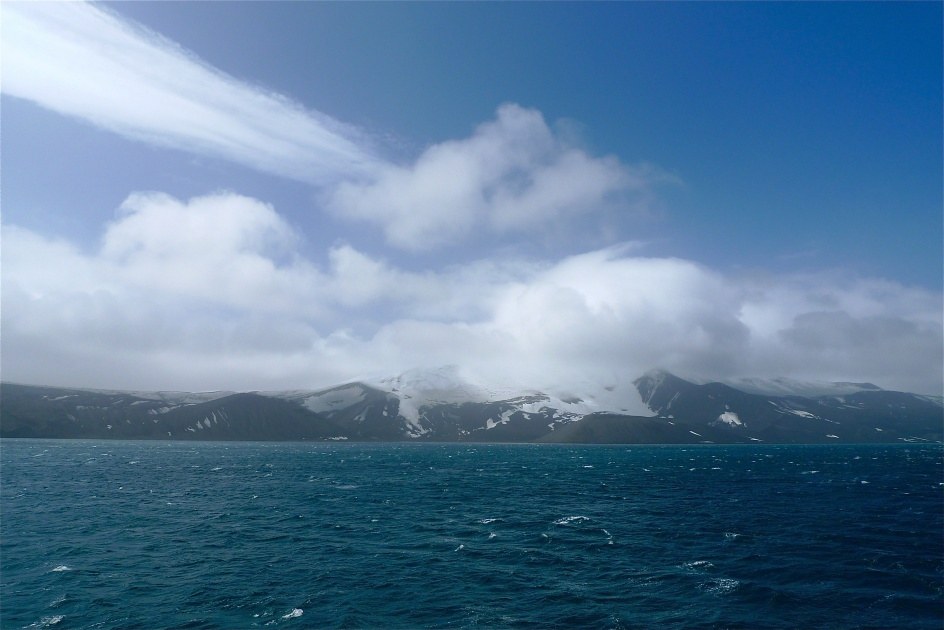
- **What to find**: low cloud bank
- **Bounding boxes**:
[3,192,940,395]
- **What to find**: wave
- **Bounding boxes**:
[2,441,940,630]
[701,577,740,595]
[552,515,590,526]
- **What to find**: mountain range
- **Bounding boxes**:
[2,368,941,444]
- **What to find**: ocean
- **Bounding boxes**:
[2,440,941,629]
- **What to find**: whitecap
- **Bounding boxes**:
[455,544,465,551]
[282,608,303,619]
[724,532,741,540]
[479,518,500,524]
[682,560,713,571]
[28,616,64,628]
[553,515,590,526]
[50,565,71,573]
[702,577,739,595]
[487,532,497,540]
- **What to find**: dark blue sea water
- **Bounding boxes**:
[2,441,941,629]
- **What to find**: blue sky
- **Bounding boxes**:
[2,2,941,395]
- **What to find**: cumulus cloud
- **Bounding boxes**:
[328,104,664,250]
[2,3,664,252]
[1,2,379,184]
[2,192,941,395]
[100,192,324,314]
[4,2,936,399]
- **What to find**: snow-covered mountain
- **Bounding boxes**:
[256,365,652,440]
[362,364,652,431]
[2,368,940,443]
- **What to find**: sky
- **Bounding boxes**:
[2,1,941,396]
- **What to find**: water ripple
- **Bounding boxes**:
[1,441,941,629]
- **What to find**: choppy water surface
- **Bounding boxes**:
[2,441,941,628]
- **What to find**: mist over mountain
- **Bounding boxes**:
[2,368,940,444]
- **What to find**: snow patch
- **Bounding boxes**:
[372,365,488,405]
[368,365,653,421]
[716,411,743,427]
[787,409,817,419]
[486,409,516,430]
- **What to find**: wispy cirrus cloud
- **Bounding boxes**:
[1,1,381,185]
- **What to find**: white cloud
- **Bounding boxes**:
[3,3,936,400]
[486,249,752,380]
[1,2,380,185]
[3,192,941,395]
[325,244,539,321]
[1,3,665,252]
[100,192,324,314]
[328,104,663,250]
